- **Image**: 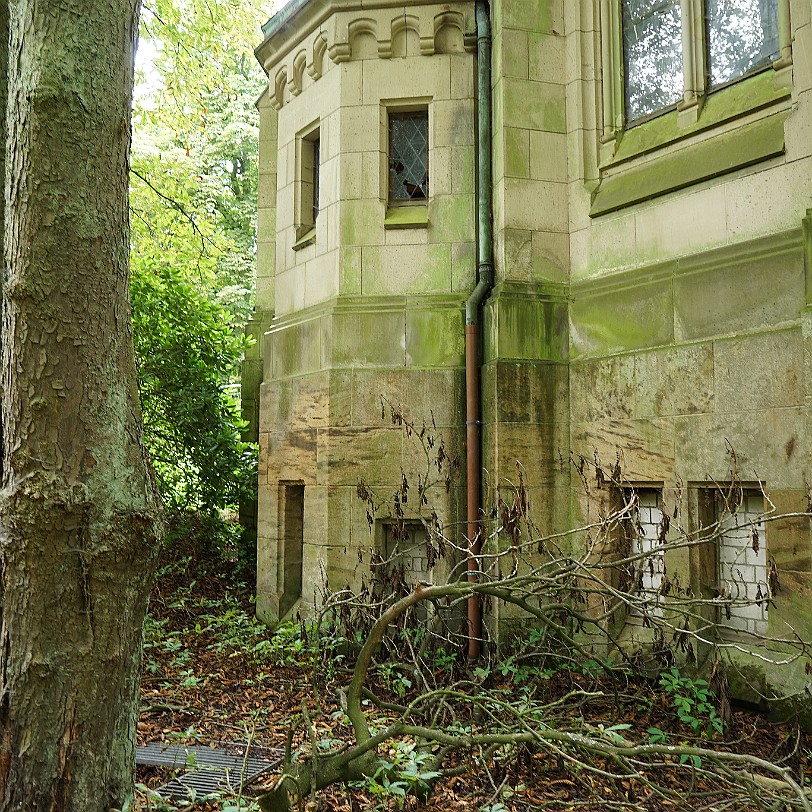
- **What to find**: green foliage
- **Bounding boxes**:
[375,662,412,698]
[135,781,261,812]
[130,252,256,518]
[353,742,441,810]
[144,582,348,685]
[135,0,267,325]
[130,0,269,543]
[659,667,725,738]
[594,722,632,745]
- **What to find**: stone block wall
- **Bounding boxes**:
[248,0,812,716]
[253,0,478,623]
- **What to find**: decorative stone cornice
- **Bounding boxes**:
[257,0,475,111]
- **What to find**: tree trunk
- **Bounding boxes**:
[0,1,162,810]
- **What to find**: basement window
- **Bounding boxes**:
[716,490,768,636]
[623,489,665,619]
[379,520,432,622]
[279,482,304,617]
[382,520,431,585]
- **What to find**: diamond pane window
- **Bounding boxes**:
[622,0,684,122]
[707,0,780,88]
[389,111,428,202]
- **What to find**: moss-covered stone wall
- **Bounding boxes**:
[249,0,812,720]
[253,0,477,622]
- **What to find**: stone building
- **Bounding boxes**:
[243,0,812,696]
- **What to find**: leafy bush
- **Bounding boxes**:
[130,254,257,534]
[659,667,725,738]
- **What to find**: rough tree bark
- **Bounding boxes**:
[0,1,162,810]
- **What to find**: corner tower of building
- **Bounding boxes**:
[247,0,485,623]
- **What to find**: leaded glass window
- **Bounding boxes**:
[619,0,783,124]
[389,111,428,203]
[622,0,683,122]
[707,0,780,88]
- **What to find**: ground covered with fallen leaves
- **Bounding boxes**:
[136,542,812,812]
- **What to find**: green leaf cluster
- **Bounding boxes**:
[130,252,256,515]
[130,0,272,543]
[659,667,725,738]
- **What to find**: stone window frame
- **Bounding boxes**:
[293,120,320,250]
[376,518,433,622]
[591,0,793,217]
[715,489,770,637]
[694,484,771,641]
[278,481,305,617]
[379,519,432,585]
[382,99,431,230]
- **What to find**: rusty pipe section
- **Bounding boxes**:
[465,324,483,659]
[464,0,493,661]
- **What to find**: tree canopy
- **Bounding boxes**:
[130,0,272,543]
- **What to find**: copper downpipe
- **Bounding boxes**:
[464,1,493,661]
[466,322,483,659]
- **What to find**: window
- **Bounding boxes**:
[389,111,428,203]
[294,124,319,249]
[278,482,304,616]
[382,520,431,585]
[623,489,665,618]
[620,0,783,125]
[706,0,781,89]
[717,491,768,636]
[379,520,431,622]
[622,0,683,122]
[592,0,791,215]
[311,136,320,222]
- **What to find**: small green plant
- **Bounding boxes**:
[375,662,413,698]
[432,646,458,672]
[595,722,632,744]
[659,667,725,738]
[354,741,441,810]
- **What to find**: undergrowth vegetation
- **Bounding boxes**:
[137,545,811,812]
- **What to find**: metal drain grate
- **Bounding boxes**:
[136,742,281,800]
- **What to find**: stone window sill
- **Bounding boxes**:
[292,228,316,251]
[384,205,429,229]
[591,67,792,217]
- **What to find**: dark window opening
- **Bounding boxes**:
[312,137,320,222]
[279,482,304,617]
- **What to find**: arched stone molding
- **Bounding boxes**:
[308,32,328,80]
[432,10,469,54]
[265,3,477,107]
[272,66,287,110]
[384,14,421,58]
[347,18,379,60]
[290,50,307,96]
